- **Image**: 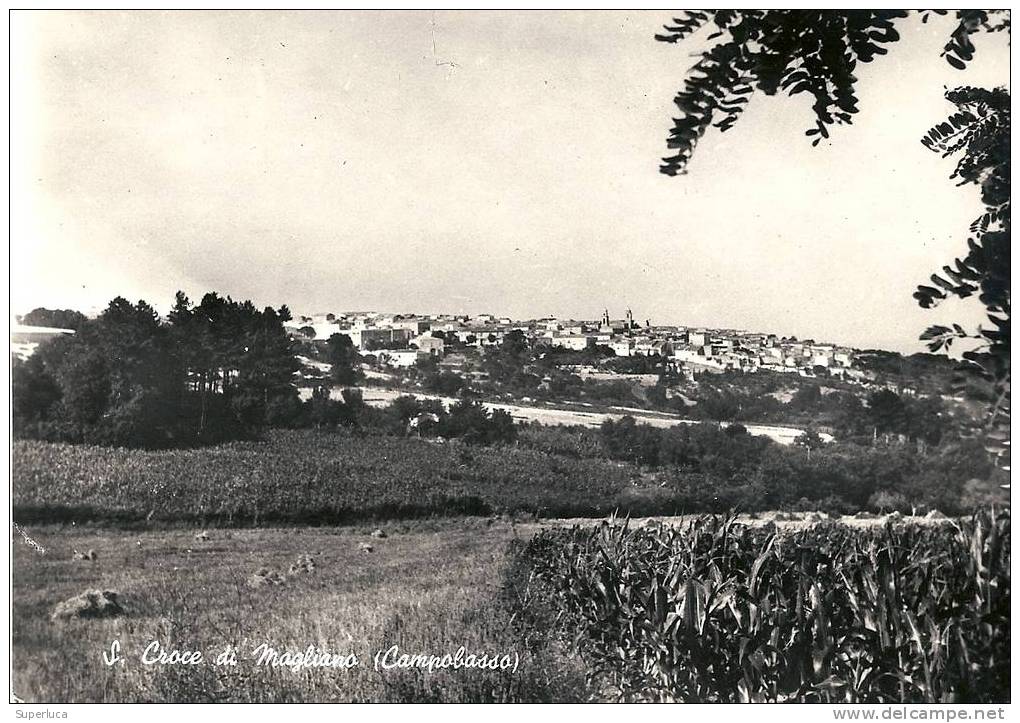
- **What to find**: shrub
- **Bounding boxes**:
[442,400,517,445]
[426,371,466,396]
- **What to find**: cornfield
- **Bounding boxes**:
[519,513,1009,702]
[12,430,634,525]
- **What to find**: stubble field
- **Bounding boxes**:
[12,518,584,703]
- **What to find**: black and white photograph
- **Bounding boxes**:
[8,7,1011,709]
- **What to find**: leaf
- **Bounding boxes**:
[946,53,967,70]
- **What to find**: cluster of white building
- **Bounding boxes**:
[286,312,448,368]
[285,308,862,379]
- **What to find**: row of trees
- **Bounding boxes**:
[595,415,1003,514]
[14,293,300,447]
[300,389,518,445]
[18,307,89,330]
[668,383,952,446]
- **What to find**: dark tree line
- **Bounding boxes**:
[384,396,517,444]
[672,382,952,447]
[19,307,89,330]
[596,415,1001,515]
[13,295,523,449]
[300,390,517,445]
[13,292,300,448]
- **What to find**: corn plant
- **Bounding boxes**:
[519,512,1009,702]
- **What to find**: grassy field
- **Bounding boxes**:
[12,518,584,703]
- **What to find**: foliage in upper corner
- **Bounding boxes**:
[914,86,1009,324]
[655,10,1009,176]
[914,86,1010,470]
[655,10,1011,470]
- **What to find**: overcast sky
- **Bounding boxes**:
[10,10,1010,352]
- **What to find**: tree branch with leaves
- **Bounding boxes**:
[655,9,1010,468]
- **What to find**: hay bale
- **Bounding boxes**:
[247,568,286,588]
[370,529,387,539]
[51,590,124,621]
[72,549,97,561]
[359,543,374,553]
[288,554,316,575]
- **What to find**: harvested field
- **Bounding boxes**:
[11,519,583,703]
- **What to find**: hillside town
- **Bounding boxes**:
[11,306,865,380]
[282,308,864,381]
